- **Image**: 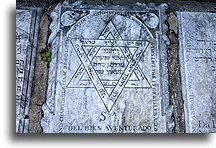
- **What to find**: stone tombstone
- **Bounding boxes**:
[16,8,42,133]
[42,2,173,133]
[178,12,216,133]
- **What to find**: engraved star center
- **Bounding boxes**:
[67,21,151,112]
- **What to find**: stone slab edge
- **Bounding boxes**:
[177,11,216,133]
[177,11,189,133]
[16,7,43,133]
[41,0,174,133]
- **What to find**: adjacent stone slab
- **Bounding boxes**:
[42,2,173,133]
[178,12,216,133]
[16,7,42,133]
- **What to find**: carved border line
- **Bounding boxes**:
[16,7,43,133]
[41,1,174,133]
[41,4,61,133]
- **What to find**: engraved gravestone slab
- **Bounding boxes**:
[16,8,41,133]
[42,2,173,133]
[178,12,216,133]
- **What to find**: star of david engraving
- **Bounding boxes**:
[67,21,151,112]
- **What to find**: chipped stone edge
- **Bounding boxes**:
[41,1,174,133]
[41,4,61,133]
[176,11,189,133]
[176,11,216,133]
[156,4,175,133]
[16,7,43,133]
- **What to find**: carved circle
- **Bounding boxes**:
[61,11,79,27]
[141,13,159,29]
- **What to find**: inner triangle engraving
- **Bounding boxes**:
[67,20,151,111]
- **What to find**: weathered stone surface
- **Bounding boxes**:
[28,104,45,133]
[28,14,51,133]
[167,12,178,34]
[16,8,42,133]
[30,15,51,106]
[178,12,216,133]
[167,13,185,133]
[41,2,173,133]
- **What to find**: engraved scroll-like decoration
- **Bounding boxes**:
[61,11,79,26]
[137,13,159,29]
[61,10,88,27]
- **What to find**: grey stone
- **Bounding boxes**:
[16,7,42,133]
[41,2,173,133]
[28,105,43,133]
[30,14,51,106]
[28,14,51,133]
[178,12,216,133]
[167,12,178,34]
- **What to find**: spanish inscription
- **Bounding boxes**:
[42,3,171,133]
[178,12,216,133]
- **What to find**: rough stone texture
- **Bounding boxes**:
[167,43,185,133]
[167,13,178,34]
[28,105,43,133]
[167,13,185,133]
[28,14,51,133]
[178,12,216,133]
[16,8,42,133]
[41,2,173,133]
[16,0,216,7]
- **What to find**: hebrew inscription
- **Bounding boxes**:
[178,12,216,133]
[67,21,151,112]
[42,3,172,133]
[16,8,41,133]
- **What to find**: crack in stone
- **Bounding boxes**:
[166,12,185,133]
[28,14,51,133]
